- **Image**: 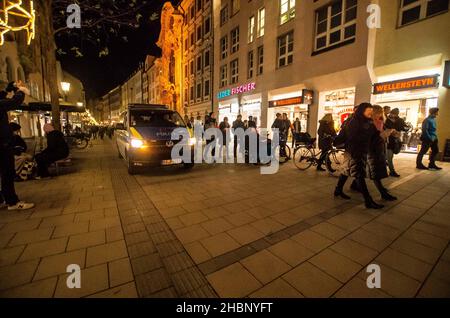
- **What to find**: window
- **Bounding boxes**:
[257,46,264,75]
[184,38,188,51]
[204,79,210,97]
[204,16,211,35]
[280,0,296,25]
[231,27,240,54]
[190,5,195,20]
[248,51,254,78]
[196,0,202,13]
[220,5,229,26]
[190,85,194,102]
[190,60,194,75]
[220,36,228,59]
[231,0,240,16]
[278,32,294,67]
[196,82,202,101]
[230,59,239,84]
[190,31,195,47]
[257,8,265,37]
[248,16,255,43]
[197,55,202,72]
[204,49,210,68]
[399,0,449,26]
[220,65,228,88]
[314,0,357,52]
[197,25,202,42]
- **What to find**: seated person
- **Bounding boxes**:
[35,123,69,179]
[9,123,35,181]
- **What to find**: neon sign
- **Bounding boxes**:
[217,82,256,99]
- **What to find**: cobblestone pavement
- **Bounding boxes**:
[0,139,449,298]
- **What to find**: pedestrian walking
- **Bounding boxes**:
[291,118,302,148]
[0,81,34,210]
[317,114,336,171]
[232,115,245,158]
[416,107,442,170]
[384,108,408,177]
[219,117,230,158]
[334,103,384,209]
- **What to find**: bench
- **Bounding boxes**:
[51,157,72,175]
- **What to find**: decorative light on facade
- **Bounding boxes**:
[0,0,36,45]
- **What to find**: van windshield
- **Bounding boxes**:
[130,110,186,128]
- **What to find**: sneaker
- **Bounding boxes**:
[416,165,429,170]
[8,201,35,211]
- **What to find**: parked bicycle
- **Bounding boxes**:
[293,138,345,174]
[65,133,90,150]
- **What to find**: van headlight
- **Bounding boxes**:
[188,137,197,146]
[131,139,144,148]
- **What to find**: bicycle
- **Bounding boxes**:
[293,139,345,174]
[277,134,291,164]
[65,133,90,150]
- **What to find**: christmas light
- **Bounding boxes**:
[0,0,35,45]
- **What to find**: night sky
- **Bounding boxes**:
[56,1,171,101]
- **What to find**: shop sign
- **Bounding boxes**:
[302,89,314,105]
[269,96,302,108]
[338,107,354,124]
[373,75,439,94]
[217,82,256,99]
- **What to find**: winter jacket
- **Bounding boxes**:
[367,129,388,180]
[385,117,408,150]
[317,121,336,150]
[421,116,437,142]
[42,130,69,159]
[0,90,25,148]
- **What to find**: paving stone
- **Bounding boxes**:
[310,249,362,283]
[225,212,257,227]
[86,240,128,267]
[0,245,25,266]
[19,238,68,262]
[362,221,402,240]
[89,216,121,231]
[334,277,391,298]
[185,241,212,264]
[330,238,379,266]
[124,231,151,246]
[390,237,443,265]
[268,239,314,267]
[9,227,54,247]
[347,229,393,252]
[417,277,450,298]
[174,225,210,244]
[0,259,39,290]
[0,233,14,249]
[282,262,342,298]
[163,252,195,273]
[171,267,208,295]
[241,249,291,285]
[131,253,163,275]
[291,229,334,253]
[67,230,106,251]
[1,218,42,234]
[105,226,124,242]
[109,258,134,287]
[135,268,173,297]
[200,218,234,236]
[227,224,264,246]
[200,233,240,258]
[310,222,349,242]
[54,263,109,297]
[250,218,285,236]
[250,278,304,298]
[53,222,89,238]
[73,210,105,222]
[207,263,262,298]
[88,282,138,298]
[34,249,86,281]
[0,277,57,298]
[40,214,75,228]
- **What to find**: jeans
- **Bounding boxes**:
[386,149,395,173]
[0,147,19,205]
[417,139,439,167]
[336,175,373,203]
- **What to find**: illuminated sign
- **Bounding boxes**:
[217,82,256,99]
[269,96,302,108]
[373,75,439,94]
[0,0,35,45]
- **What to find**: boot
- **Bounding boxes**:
[350,180,360,192]
[429,164,442,170]
[334,188,351,200]
[416,164,429,170]
[381,190,397,201]
[365,198,384,209]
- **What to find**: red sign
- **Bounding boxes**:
[373,75,439,94]
[269,97,302,108]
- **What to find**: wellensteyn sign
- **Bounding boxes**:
[217,82,256,99]
[373,75,440,94]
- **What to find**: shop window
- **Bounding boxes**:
[220,5,229,26]
[220,65,228,88]
[230,59,239,84]
[231,0,240,16]
[257,46,264,75]
[220,36,228,60]
[248,16,255,43]
[277,31,294,68]
[231,27,240,54]
[257,7,265,37]
[399,0,449,26]
[248,50,255,78]
[280,0,296,25]
[314,0,357,53]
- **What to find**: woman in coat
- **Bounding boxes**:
[367,105,397,201]
[334,103,384,209]
[317,114,336,171]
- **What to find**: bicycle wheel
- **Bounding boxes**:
[293,147,314,170]
[326,149,345,174]
[75,138,89,150]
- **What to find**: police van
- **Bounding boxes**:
[115,104,195,174]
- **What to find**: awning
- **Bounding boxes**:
[13,102,86,113]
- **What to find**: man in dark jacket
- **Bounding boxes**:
[0,82,34,210]
[417,108,441,170]
[35,123,70,178]
[232,115,245,158]
[384,108,408,177]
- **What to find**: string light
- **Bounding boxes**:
[0,0,35,45]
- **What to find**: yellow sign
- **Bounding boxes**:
[0,0,35,45]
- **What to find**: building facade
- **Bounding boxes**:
[180,0,213,118]
[212,0,449,155]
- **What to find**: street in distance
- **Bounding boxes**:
[176,302,273,315]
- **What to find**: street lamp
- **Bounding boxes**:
[76,102,83,107]
[61,82,71,95]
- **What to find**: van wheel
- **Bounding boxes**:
[127,159,138,175]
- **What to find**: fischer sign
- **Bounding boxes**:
[217,82,256,99]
